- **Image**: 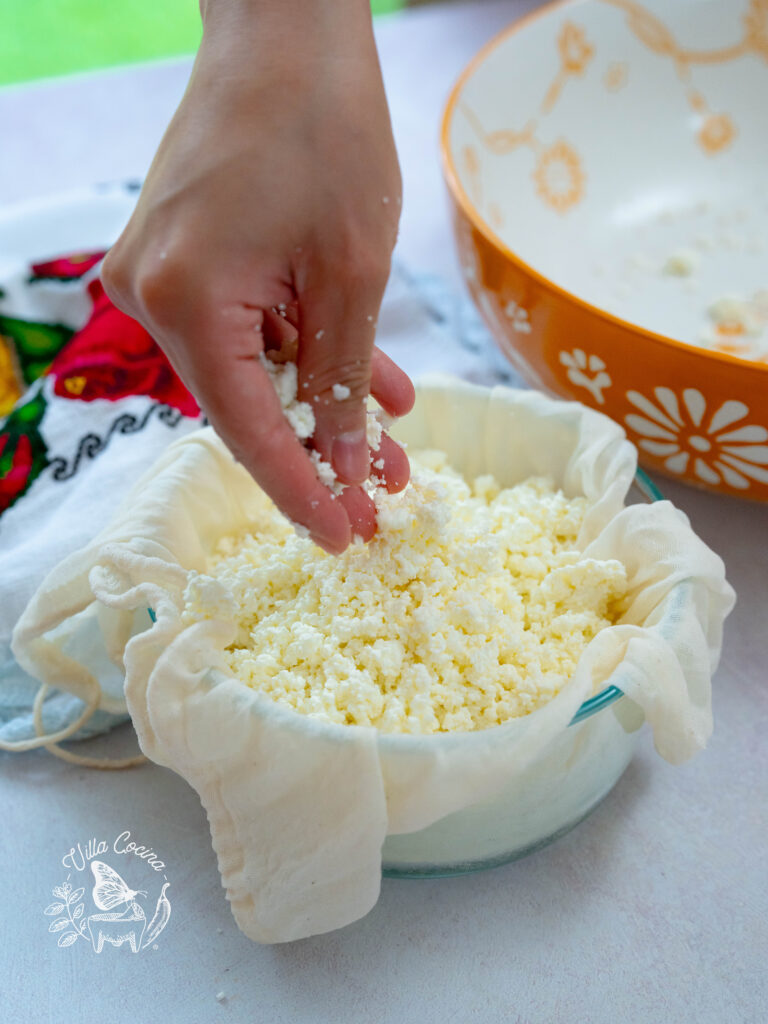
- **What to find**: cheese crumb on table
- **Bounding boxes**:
[183,451,628,734]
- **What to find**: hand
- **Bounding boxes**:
[102,0,414,554]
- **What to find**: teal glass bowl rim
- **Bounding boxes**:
[570,467,663,724]
[147,467,663,730]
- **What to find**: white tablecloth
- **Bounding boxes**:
[1,3,766,1022]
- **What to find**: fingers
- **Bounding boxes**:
[370,348,415,419]
[105,241,413,552]
[163,308,353,555]
[338,486,377,543]
[262,307,298,358]
[373,433,410,493]
[296,259,390,486]
[265,307,414,423]
[264,302,414,420]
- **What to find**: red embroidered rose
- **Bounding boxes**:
[50,280,199,417]
[30,251,107,282]
[0,432,33,513]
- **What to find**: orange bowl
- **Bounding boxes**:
[441,0,768,499]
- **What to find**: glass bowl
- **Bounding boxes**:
[381,468,661,878]
[147,469,662,879]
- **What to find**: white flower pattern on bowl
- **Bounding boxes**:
[504,300,532,334]
[625,387,768,489]
[559,348,612,404]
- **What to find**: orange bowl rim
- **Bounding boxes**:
[439,0,768,378]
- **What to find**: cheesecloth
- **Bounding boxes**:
[8,378,735,942]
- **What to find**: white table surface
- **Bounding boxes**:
[2,3,766,1022]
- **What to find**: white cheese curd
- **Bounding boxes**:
[696,293,768,359]
[183,450,628,735]
[662,249,699,277]
[258,354,315,440]
[707,295,764,338]
[259,353,391,498]
[365,413,384,452]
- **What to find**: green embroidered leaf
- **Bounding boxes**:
[0,386,49,515]
[24,359,53,381]
[0,315,74,385]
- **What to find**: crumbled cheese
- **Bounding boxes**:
[708,296,763,337]
[374,408,395,432]
[182,571,237,622]
[285,403,315,439]
[697,292,768,360]
[364,408,393,453]
[309,450,345,496]
[258,354,407,514]
[663,249,699,277]
[258,355,315,440]
[366,415,383,452]
[186,451,628,735]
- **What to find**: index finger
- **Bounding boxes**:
[163,318,353,554]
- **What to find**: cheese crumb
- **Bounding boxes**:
[258,355,315,440]
[187,452,628,735]
[708,295,763,337]
[663,249,699,276]
[332,383,351,401]
[309,450,345,496]
[366,415,383,452]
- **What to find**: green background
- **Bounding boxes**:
[0,0,404,87]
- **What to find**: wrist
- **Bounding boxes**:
[196,0,380,98]
[200,0,374,44]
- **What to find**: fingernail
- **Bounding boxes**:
[332,430,369,483]
[310,532,347,555]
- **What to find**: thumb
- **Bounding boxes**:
[296,260,388,484]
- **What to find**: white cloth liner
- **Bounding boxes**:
[10,378,735,941]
